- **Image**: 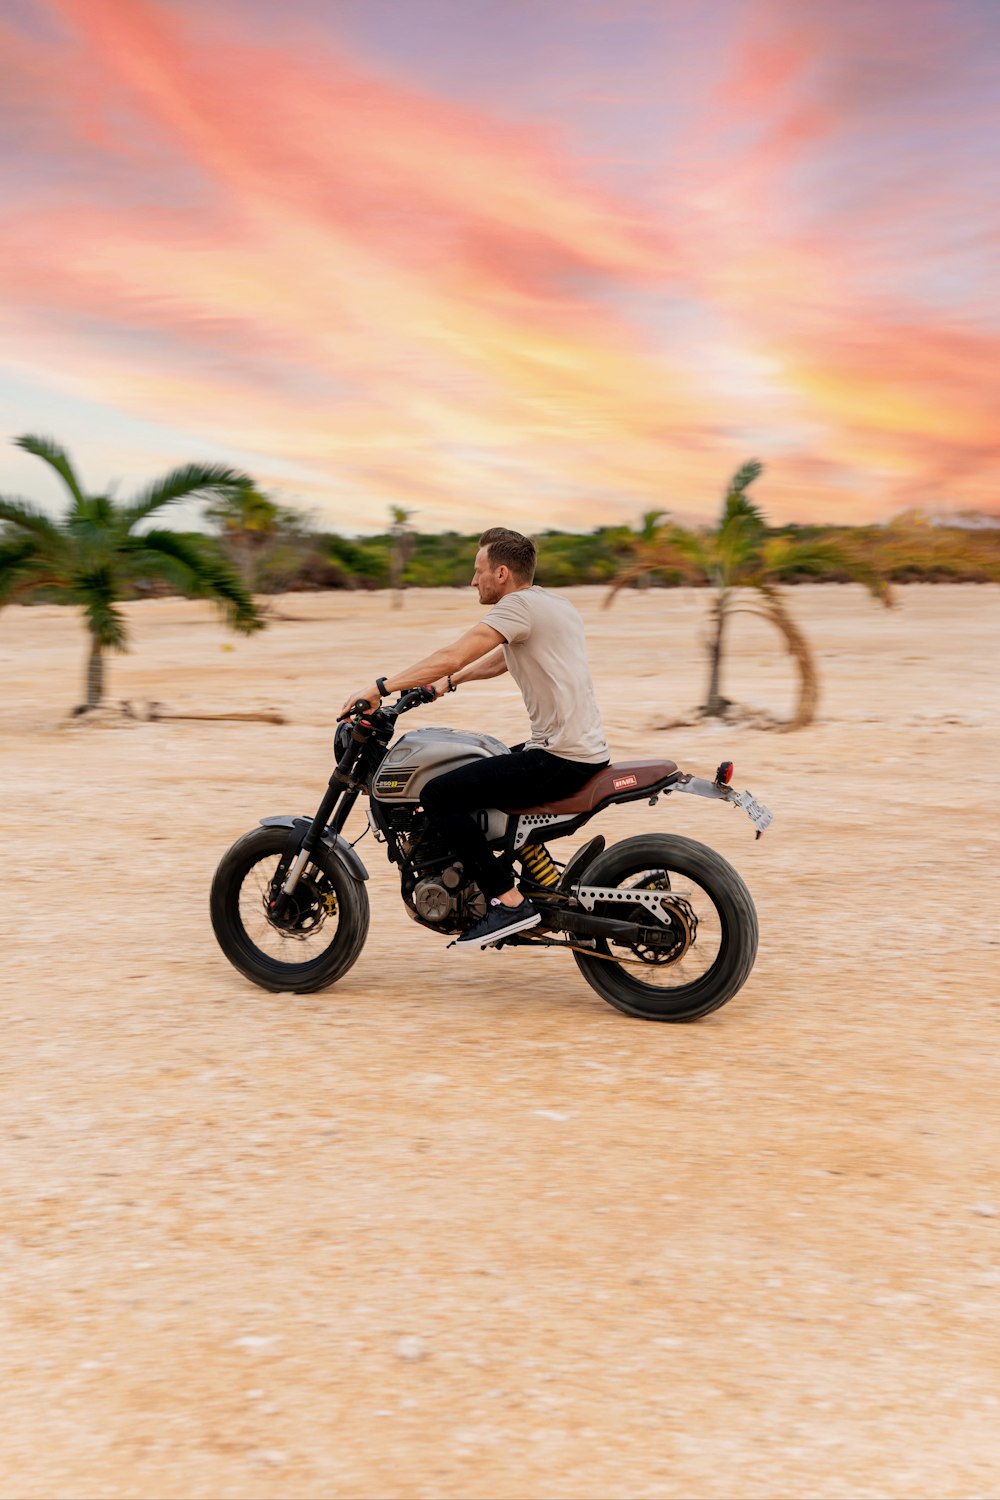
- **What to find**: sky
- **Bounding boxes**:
[1,0,997,533]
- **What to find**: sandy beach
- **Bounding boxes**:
[1,583,998,1499]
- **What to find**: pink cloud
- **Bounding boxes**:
[0,0,995,529]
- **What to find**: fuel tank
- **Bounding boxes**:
[372,726,510,804]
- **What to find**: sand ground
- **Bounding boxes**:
[1,583,998,1499]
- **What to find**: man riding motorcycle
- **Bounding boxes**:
[341,526,609,949]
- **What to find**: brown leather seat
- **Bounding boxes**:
[505,759,678,817]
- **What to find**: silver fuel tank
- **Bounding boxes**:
[372,726,510,805]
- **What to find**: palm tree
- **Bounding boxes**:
[0,435,265,712]
[606,460,891,730]
[205,482,308,609]
[205,482,283,591]
[388,505,415,608]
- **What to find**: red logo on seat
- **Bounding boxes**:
[613,774,638,790]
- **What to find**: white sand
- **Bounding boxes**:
[1,584,998,1498]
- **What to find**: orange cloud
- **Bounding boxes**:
[0,0,995,530]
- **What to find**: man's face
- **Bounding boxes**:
[472,546,505,605]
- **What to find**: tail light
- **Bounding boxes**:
[715,760,734,786]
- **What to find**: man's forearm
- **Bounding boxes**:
[382,646,466,694]
[453,648,508,686]
[338,623,508,713]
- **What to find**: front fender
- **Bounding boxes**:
[258,815,370,881]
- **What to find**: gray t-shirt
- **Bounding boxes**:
[483,586,609,764]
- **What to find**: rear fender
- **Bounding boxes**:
[670,775,773,836]
[258,815,370,881]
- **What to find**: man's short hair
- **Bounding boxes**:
[479,527,536,582]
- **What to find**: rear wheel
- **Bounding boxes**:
[572,833,757,1021]
[210,825,369,993]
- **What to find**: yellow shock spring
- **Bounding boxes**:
[519,841,560,889]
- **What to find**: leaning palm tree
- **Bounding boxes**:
[606,460,891,730]
[0,435,265,712]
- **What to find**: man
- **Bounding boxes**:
[341,527,609,949]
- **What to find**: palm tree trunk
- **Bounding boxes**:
[704,589,729,716]
[85,638,105,710]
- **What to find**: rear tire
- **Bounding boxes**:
[210,825,369,993]
[572,833,758,1021]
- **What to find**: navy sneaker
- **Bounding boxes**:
[455,897,541,950]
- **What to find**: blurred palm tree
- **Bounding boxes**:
[205,481,307,606]
[205,482,282,590]
[0,435,264,712]
[635,508,668,590]
[388,504,415,608]
[606,460,892,729]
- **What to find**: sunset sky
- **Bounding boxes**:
[2,0,997,532]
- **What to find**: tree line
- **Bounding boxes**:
[204,505,1000,596]
[1,434,997,721]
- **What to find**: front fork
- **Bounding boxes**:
[268,721,373,918]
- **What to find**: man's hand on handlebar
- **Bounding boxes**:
[338,683,437,719]
[339,683,381,719]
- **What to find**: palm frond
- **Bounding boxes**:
[603,526,707,606]
[0,494,65,550]
[638,509,668,542]
[205,483,282,537]
[124,530,265,634]
[14,434,86,507]
[710,459,766,590]
[0,537,52,604]
[727,459,763,497]
[122,464,253,529]
[757,536,893,604]
[720,459,766,538]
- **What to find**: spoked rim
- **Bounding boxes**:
[235,849,344,970]
[589,865,725,997]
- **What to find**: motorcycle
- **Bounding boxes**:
[210,688,773,1022]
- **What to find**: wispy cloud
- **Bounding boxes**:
[1,0,996,527]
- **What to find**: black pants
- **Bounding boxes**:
[420,745,607,901]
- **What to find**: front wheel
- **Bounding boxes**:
[210,825,370,993]
[572,833,758,1021]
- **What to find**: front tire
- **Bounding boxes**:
[572,833,758,1021]
[210,825,370,993]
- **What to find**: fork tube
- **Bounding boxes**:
[281,722,372,898]
[329,787,360,836]
[280,778,344,896]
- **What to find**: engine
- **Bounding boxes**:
[368,726,509,934]
[409,861,487,932]
[369,800,487,934]
[402,838,487,935]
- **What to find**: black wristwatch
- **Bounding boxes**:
[375,676,391,698]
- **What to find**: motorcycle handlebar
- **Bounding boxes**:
[342,684,436,721]
[395,685,437,711]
